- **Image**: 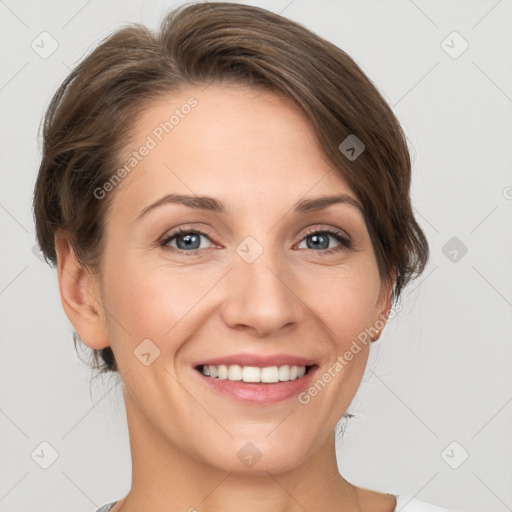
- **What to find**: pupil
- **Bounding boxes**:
[177,233,200,250]
[308,233,328,250]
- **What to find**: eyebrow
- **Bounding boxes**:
[136,193,364,220]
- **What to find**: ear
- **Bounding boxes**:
[370,271,396,342]
[54,231,110,350]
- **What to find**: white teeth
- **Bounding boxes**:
[261,366,279,383]
[217,365,228,380]
[201,364,308,383]
[228,364,242,381]
[278,365,290,381]
[243,366,261,383]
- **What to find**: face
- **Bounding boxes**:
[79,84,391,474]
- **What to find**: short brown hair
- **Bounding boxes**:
[33,1,429,376]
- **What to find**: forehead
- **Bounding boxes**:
[130,83,322,161]
[109,84,356,217]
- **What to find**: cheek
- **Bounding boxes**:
[102,255,222,349]
[304,263,381,348]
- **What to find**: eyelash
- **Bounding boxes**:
[159,226,353,256]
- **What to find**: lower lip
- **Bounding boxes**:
[194,366,319,404]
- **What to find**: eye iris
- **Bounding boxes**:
[177,233,201,250]
[307,233,329,250]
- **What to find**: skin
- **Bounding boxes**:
[55,84,397,512]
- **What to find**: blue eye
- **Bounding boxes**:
[161,228,212,253]
[297,229,352,254]
[160,227,352,255]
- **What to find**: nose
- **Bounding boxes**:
[221,248,301,338]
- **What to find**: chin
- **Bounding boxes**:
[199,435,314,476]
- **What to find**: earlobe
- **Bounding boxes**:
[54,231,110,350]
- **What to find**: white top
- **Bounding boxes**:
[395,495,454,511]
[95,494,456,511]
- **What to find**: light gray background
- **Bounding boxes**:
[1,0,511,511]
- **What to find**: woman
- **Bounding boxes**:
[33,3,456,511]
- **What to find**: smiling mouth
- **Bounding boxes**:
[194,364,315,384]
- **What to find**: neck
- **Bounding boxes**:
[112,394,363,512]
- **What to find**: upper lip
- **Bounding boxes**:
[194,353,317,368]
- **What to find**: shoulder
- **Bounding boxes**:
[395,495,458,511]
[355,487,456,512]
